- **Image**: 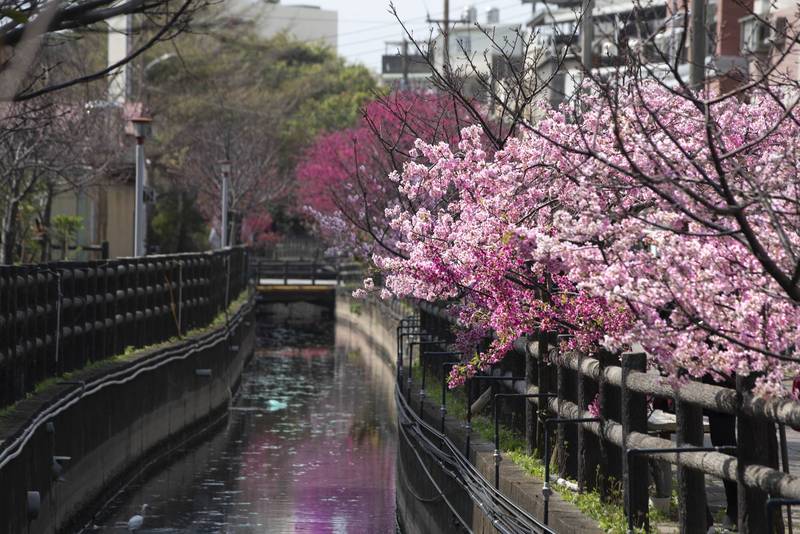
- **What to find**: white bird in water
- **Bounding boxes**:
[127,504,148,532]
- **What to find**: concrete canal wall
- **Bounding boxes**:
[336,293,600,534]
[335,294,478,533]
[0,296,256,534]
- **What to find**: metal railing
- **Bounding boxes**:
[0,246,248,409]
[251,258,337,286]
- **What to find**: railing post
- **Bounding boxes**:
[621,351,648,531]
[556,336,578,480]
[577,352,600,491]
[525,333,536,456]
[598,349,622,502]
[177,260,183,336]
[535,331,550,460]
[737,373,780,534]
[0,268,8,406]
[676,385,708,534]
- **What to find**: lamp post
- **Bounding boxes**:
[219,160,231,249]
[131,116,152,257]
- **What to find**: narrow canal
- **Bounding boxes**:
[90,302,398,533]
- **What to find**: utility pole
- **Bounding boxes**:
[581,0,595,71]
[444,0,450,70]
[131,116,152,257]
[388,40,411,89]
[402,39,410,89]
[689,0,706,87]
[220,161,231,249]
[427,1,451,71]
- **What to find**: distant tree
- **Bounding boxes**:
[145,30,376,248]
[0,0,201,102]
[149,188,207,253]
[296,91,480,258]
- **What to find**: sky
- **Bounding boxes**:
[283,0,537,73]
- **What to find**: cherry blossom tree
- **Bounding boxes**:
[297,91,478,258]
[362,80,800,398]
[310,3,800,399]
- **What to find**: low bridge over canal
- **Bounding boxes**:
[252,258,338,304]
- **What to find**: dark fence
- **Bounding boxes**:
[0,246,249,409]
[417,303,800,534]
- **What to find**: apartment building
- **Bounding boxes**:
[529,0,794,104]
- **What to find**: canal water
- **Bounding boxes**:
[90,302,398,533]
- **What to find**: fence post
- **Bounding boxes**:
[525,333,536,456]
[535,331,550,461]
[556,336,578,480]
[578,352,600,491]
[177,260,183,337]
[598,349,622,502]
[737,373,781,534]
[621,351,648,531]
[676,387,707,534]
[0,268,8,406]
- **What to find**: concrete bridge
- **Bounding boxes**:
[252,258,338,305]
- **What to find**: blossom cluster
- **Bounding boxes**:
[296,91,472,261]
[366,83,800,396]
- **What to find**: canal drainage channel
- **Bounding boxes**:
[81,304,399,532]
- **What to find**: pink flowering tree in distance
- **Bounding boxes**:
[296,91,481,260]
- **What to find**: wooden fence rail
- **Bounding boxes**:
[417,302,800,534]
[0,246,248,410]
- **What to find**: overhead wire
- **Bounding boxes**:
[395,378,555,534]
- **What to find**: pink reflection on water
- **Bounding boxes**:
[237,346,396,533]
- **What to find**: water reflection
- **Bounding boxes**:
[92,301,397,533]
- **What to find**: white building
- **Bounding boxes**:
[386,6,525,96]
[228,1,338,50]
[436,6,525,76]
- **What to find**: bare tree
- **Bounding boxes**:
[0,0,202,102]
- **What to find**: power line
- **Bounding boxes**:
[291,0,528,48]
[335,0,527,51]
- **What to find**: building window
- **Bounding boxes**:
[454,35,471,55]
[740,15,769,54]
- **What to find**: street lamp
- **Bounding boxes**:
[131,116,152,257]
[219,160,231,249]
